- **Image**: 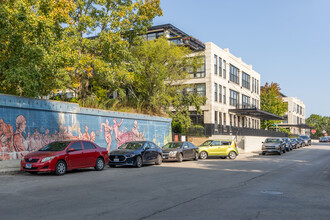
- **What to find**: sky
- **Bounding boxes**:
[152,0,330,118]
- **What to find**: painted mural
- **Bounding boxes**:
[0,95,171,161]
[0,115,152,160]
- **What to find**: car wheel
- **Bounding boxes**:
[55,160,67,175]
[135,156,143,168]
[228,151,237,160]
[177,153,183,162]
[193,152,199,161]
[155,154,162,165]
[261,152,266,155]
[199,151,208,160]
[283,148,286,153]
[109,165,116,168]
[95,157,104,171]
[278,150,282,155]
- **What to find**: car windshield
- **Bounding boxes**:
[163,142,182,149]
[200,140,212,146]
[265,139,281,143]
[39,142,70,151]
[118,142,143,150]
[299,136,308,139]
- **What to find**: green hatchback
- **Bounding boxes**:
[198,140,239,160]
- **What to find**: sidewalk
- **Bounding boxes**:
[0,159,21,175]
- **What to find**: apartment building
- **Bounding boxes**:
[147,24,282,136]
[280,95,306,135]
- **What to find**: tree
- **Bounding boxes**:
[56,0,162,102]
[128,37,206,131]
[260,82,287,129]
[306,114,330,137]
[0,0,75,97]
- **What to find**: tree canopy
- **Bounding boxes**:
[260,82,287,129]
[306,114,330,137]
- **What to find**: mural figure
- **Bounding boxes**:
[90,131,96,142]
[113,118,125,148]
[131,120,145,141]
[0,119,14,160]
[101,119,113,152]
[83,125,90,140]
[13,115,28,159]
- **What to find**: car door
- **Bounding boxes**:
[67,142,85,169]
[149,143,159,162]
[207,141,220,155]
[82,141,98,167]
[182,143,191,159]
[219,141,231,155]
[142,142,153,163]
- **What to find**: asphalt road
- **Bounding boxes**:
[1,143,330,220]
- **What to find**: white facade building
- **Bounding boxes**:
[281,96,306,135]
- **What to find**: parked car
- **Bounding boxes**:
[290,138,298,149]
[282,137,293,151]
[261,138,286,155]
[319,137,328,142]
[21,140,109,175]
[108,141,162,168]
[198,140,238,160]
[296,137,305,147]
[162,141,199,162]
[299,135,311,146]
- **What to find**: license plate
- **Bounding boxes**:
[114,158,119,162]
[25,164,32,169]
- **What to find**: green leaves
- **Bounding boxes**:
[260,82,288,129]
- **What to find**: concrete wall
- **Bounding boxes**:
[0,94,172,160]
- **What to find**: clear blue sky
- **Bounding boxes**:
[153,0,330,118]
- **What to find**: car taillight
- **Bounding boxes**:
[234,142,237,150]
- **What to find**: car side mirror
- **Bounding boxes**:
[68,148,75,152]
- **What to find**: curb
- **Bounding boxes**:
[0,169,22,175]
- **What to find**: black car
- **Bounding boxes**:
[299,135,311,146]
[296,138,305,147]
[162,141,199,162]
[282,138,293,151]
[108,141,162,168]
[290,138,298,149]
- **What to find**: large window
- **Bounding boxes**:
[185,84,206,97]
[242,72,250,89]
[188,56,205,78]
[219,57,222,77]
[219,84,222,103]
[214,55,217,75]
[252,77,255,92]
[223,86,226,104]
[256,79,259,94]
[229,89,239,106]
[230,64,239,84]
[223,60,226,79]
[242,95,250,108]
[214,83,217,101]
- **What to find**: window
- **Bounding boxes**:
[242,72,250,89]
[70,142,82,151]
[223,60,226,79]
[214,55,217,75]
[83,142,96,150]
[252,77,255,92]
[219,57,222,77]
[215,111,218,124]
[230,64,239,84]
[223,86,226,104]
[219,84,222,103]
[223,113,226,125]
[214,83,217,101]
[256,80,259,94]
[186,84,206,97]
[229,89,239,106]
[196,84,206,96]
[188,56,205,78]
[242,95,250,108]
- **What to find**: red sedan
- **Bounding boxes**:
[21,140,109,175]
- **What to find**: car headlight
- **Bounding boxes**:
[126,154,135,158]
[41,156,55,162]
[169,151,177,157]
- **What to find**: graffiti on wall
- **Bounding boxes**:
[0,114,146,161]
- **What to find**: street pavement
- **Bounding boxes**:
[1,143,330,220]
